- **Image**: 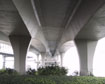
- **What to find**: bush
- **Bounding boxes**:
[37,65,67,76]
[0,75,105,84]
[0,75,56,84]
[0,68,19,75]
[24,76,56,84]
[26,68,36,75]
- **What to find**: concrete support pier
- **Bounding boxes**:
[75,40,97,76]
[60,52,65,67]
[36,54,40,69]
[9,36,31,74]
[41,52,46,67]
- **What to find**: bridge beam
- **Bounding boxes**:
[75,40,97,76]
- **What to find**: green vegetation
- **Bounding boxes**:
[37,65,67,76]
[0,68,105,84]
[0,65,67,76]
[26,68,36,75]
[0,75,105,84]
[26,65,67,76]
[0,68,19,75]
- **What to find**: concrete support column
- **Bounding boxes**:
[36,54,40,69]
[2,55,6,69]
[60,52,65,67]
[9,36,31,74]
[75,40,97,76]
[41,52,46,67]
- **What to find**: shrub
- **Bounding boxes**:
[24,76,56,84]
[0,68,18,75]
[0,75,105,84]
[0,75,56,84]
[37,65,67,76]
[26,68,36,75]
[88,72,94,76]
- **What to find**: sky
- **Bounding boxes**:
[63,37,105,77]
[63,46,80,76]
[93,37,105,77]
[1,38,105,76]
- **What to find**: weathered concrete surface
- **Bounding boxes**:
[0,0,105,56]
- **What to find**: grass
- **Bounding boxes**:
[0,75,105,84]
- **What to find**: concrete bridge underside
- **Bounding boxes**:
[0,0,105,75]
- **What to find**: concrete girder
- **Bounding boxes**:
[59,41,74,54]
[0,0,30,36]
[34,29,50,53]
[76,4,105,40]
[57,0,105,52]
[12,0,39,37]
[29,45,40,55]
[0,32,10,43]
[0,31,47,57]
[31,39,46,53]
[12,0,50,55]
